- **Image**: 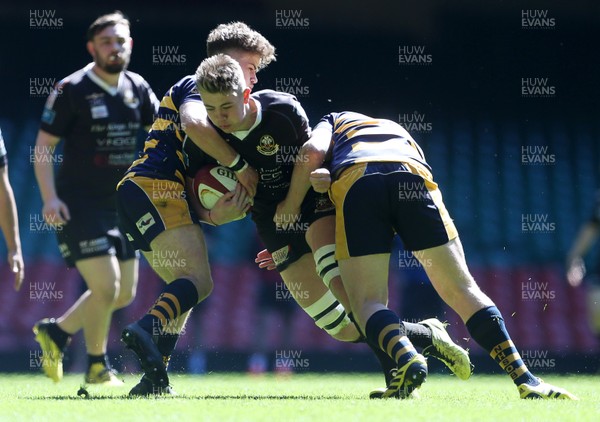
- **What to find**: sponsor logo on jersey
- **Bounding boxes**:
[136,212,156,235]
[256,134,279,156]
[87,93,109,119]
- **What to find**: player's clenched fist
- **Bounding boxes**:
[310,168,331,193]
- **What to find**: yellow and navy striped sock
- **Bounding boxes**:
[466,306,538,386]
[365,309,417,368]
[139,278,199,336]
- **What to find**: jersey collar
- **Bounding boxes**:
[84,62,123,96]
[232,98,262,140]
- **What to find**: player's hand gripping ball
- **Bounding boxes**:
[192,164,248,221]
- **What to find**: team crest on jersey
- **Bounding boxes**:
[256,135,279,156]
[314,194,335,213]
[123,89,140,109]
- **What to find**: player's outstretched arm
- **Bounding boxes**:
[0,165,24,290]
[180,101,258,197]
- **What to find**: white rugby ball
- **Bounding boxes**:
[192,164,238,209]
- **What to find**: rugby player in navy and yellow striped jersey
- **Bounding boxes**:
[116,22,275,396]
[289,111,578,399]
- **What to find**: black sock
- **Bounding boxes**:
[466,306,538,386]
[47,321,71,351]
[404,321,433,349]
[88,354,107,369]
[139,278,199,334]
[157,333,180,367]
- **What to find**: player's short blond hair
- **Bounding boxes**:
[195,54,245,95]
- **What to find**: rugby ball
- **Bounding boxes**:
[192,164,238,210]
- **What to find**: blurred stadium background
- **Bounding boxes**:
[0,0,599,375]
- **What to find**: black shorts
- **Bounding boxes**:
[252,189,335,271]
[56,202,137,268]
[330,162,458,259]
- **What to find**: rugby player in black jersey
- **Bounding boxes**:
[184,54,471,397]
[32,11,159,386]
[0,127,24,290]
[297,111,579,400]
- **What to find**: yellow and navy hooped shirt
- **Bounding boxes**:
[123,75,199,185]
[314,111,430,178]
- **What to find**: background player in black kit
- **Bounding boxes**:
[0,126,24,290]
[32,11,159,385]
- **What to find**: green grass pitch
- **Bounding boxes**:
[1,373,596,421]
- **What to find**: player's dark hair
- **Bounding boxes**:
[86,11,130,41]
[206,21,276,70]
[195,54,245,95]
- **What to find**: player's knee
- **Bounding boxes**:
[313,245,340,288]
[304,290,352,340]
[89,279,119,304]
[114,286,136,309]
[189,274,213,302]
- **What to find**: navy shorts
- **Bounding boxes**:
[252,189,335,271]
[116,176,195,252]
[330,162,458,259]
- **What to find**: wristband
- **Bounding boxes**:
[227,154,241,169]
[228,155,248,172]
[234,160,249,173]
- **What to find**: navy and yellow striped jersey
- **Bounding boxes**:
[123,75,199,185]
[314,111,430,178]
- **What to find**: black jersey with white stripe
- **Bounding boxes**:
[40,63,158,206]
